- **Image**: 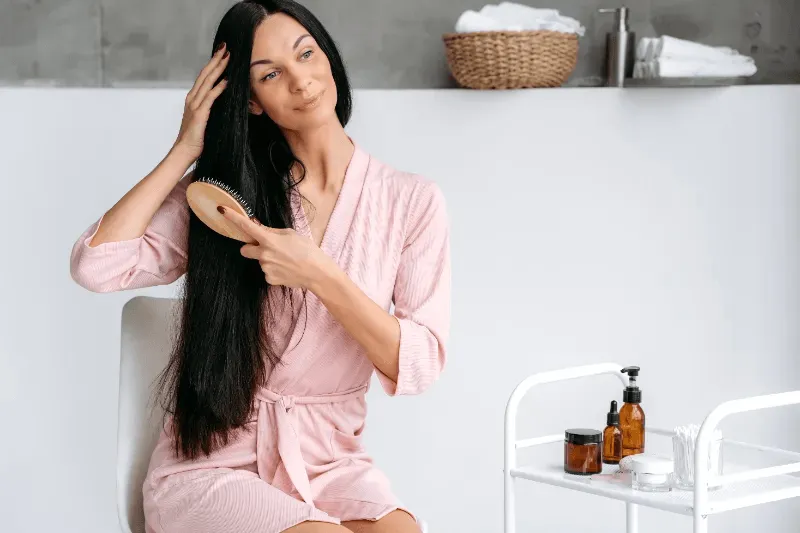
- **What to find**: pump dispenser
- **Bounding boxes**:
[620,366,645,457]
[598,6,635,87]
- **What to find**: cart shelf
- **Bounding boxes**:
[504,363,800,533]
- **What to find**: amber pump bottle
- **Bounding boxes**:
[620,366,645,457]
[602,400,623,464]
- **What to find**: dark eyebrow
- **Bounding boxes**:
[250,34,312,68]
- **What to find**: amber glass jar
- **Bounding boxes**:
[564,429,602,475]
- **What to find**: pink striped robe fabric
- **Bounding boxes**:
[69,142,451,533]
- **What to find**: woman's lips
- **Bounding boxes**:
[297,89,324,110]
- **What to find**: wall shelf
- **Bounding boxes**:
[623,77,750,88]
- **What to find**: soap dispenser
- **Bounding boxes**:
[620,366,645,457]
[598,6,635,87]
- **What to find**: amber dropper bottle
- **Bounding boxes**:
[620,366,646,458]
[602,400,623,464]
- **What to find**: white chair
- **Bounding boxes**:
[118,295,428,533]
[118,295,178,533]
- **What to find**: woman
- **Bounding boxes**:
[68,1,450,532]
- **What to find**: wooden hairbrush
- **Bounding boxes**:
[186,177,258,243]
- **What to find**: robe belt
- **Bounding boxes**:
[254,385,368,505]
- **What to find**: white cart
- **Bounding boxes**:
[504,363,800,533]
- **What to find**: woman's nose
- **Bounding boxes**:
[290,73,313,94]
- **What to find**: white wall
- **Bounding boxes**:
[1,85,799,533]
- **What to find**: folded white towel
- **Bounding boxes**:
[635,37,653,62]
[655,36,753,63]
[480,3,560,23]
[636,36,753,65]
[633,58,757,79]
[454,2,585,36]
[455,10,522,33]
[490,2,585,36]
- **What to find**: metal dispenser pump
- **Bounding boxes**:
[598,7,635,87]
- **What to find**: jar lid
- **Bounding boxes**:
[628,455,673,475]
[565,428,602,445]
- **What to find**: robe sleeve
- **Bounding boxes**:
[69,177,190,293]
[378,179,451,396]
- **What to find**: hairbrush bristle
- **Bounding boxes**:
[196,176,255,218]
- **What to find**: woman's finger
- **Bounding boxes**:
[193,53,229,110]
[187,44,227,104]
[218,206,268,244]
[239,244,262,260]
[189,43,226,100]
[198,78,228,111]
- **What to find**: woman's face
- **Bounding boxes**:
[248,13,338,132]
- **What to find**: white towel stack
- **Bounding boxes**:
[455,2,585,36]
[633,35,756,79]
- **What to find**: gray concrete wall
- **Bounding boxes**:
[2,0,798,88]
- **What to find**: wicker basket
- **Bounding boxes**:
[442,30,579,89]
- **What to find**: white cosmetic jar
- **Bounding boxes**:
[628,455,673,492]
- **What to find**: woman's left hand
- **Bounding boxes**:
[218,206,329,289]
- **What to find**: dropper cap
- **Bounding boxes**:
[607,400,620,425]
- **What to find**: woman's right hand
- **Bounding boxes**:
[172,43,230,162]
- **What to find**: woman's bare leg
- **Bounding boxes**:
[283,521,353,533]
[342,510,421,533]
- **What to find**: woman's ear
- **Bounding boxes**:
[248,99,264,115]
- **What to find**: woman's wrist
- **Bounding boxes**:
[306,252,340,296]
[167,143,199,170]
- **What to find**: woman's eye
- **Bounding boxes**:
[301,50,313,60]
[262,71,278,82]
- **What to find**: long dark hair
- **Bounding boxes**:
[158,0,353,460]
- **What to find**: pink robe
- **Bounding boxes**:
[69,142,450,533]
